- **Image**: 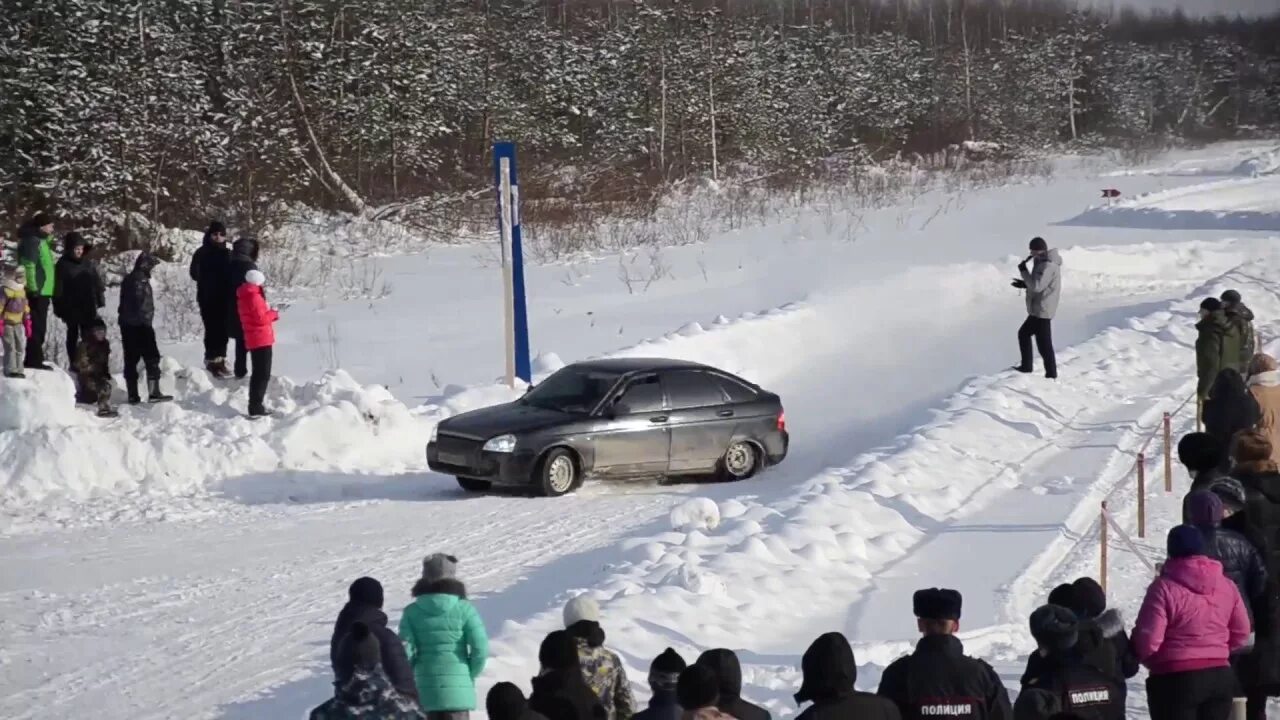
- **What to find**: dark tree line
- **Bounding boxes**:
[2,0,1278,242]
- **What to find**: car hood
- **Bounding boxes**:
[438,401,569,438]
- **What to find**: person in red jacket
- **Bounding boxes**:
[236,269,278,417]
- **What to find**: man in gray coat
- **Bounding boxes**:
[1012,237,1061,379]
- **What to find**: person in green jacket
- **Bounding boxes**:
[1198,297,1243,401]
[399,553,488,719]
[1222,289,1256,374]
[16,212,56,369]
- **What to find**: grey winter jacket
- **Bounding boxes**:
[1021,249,1062,320]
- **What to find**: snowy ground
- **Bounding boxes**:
[2,142,1280,719]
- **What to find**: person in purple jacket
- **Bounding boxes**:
[1132,525,1251,720]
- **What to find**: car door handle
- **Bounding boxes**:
[717,409,734,417]
[650,416,669,423]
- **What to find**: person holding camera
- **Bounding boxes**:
[1011,237,1062,380]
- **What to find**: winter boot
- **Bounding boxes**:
[207,358,231,379]
[147,377,174,403]
[97,400,119,418]
[126,377,142,405]
[248,404,273,419]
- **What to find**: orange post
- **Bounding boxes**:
[1164,412,1173,493]
[1137,453,1147,539]
[1100,501,1109,595]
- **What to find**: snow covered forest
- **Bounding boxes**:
[3,0,1279,246]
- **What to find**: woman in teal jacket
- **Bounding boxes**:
[399,554,489,718]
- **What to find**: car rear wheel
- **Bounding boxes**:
[719,441,759,481]
[456,477,491,493]
[538,449,578,497]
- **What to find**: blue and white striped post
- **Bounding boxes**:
[493,141,531,386]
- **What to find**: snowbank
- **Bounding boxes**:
[1063,174,1280,232]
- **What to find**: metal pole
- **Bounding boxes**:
[495,151,516,388]
[1100,501,1109,596]
[1137,454,1146,539]
[1164,412,1173,493]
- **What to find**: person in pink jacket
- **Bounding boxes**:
[235,269,279,418]
[1132,525,1251,720]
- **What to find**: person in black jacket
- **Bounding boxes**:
[696,648,771,720]
[488,682,549,720]
[1204,369,1261,469]
[52,232,103,361]
[190,221,233,377]
[1178,433,1231,523]
[529,631,606,720]
[117,252,173,404]
[1066,578,1139,684]
[633,648,685,720]
[878,588,1013,719]
[329,576,417,702]
[1016,605,1125,720]
[1020,584,1123,693]
[1188,490,1267,622]
[794,632,900,720]
[226,236,259,379]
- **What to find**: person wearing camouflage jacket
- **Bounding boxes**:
[1223,290,1257,374]
[1197,298,1245,401]
[312,621,425,720]
[563,595,635,720]
[74,318,117,417]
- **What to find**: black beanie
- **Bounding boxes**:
[1071,577,1107,619]
[1201,297,1223,313]
[1046,583,1077,614]
[207,220,227,235]
[677,664,720,710]
[337,621,381,672]
[1030,604,1079,652]
[31,212,52,228]
[1029,237,1048,252]
[913,588,962,620]
[348,576,384,608]
[649,647,687,692]
[1221,289,1242,305]
[1168,525,1205,558]
[486,682,529,720]
[539,630,579,671]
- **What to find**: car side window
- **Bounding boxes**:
[713,374,758,403]
[614,375,664,415]
[663,371,727,410]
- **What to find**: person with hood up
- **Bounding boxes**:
[1187,490,1267,623]
[1222,290,1256,373]
[118,252,173,404]
[52,231,103,362]
[16,212,56,369]
[330,576,417,702]
[695,649,769,720]
[563,594,635,720]
[1203,368,1260,463]
[487,682,549,720]
[1066,578,1139,683]
[529,630,607,720]
[1019,582,1132,693]
[226,236,259,379]
[1225,430,1280,719]
[877,588,1012,718]
[236,269,278,417]
[73,318,117,418]
[189,220,233,377]
[793,632,900,720]
[2,266,31,378]
[1011,236,1062,380]
[1131,525,1250,720]
[1016,605,1125,720]
[311,621,426,720]
[675,664,734,720]
[1247,353,1280,466]
[1197,297,1244,403]
[633,649,686,720]
[399,553,488,718]
[1178,432,1231,523]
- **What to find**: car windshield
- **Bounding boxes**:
[521,367,622,414]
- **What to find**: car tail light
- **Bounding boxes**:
[777,411,786,431]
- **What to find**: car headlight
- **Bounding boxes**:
[483,434,517,453]
[429,424,439,443]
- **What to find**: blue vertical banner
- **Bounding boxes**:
[493,141,532,385]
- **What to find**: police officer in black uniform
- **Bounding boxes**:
[877,588,1013,719]
[1015,604,1125,720]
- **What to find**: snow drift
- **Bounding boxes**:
[1062,174,1280,232]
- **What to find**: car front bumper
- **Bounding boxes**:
[426,441,538,486]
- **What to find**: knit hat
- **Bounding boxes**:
[1200,297,1223,313]
[31,212,52,228]
[337,621,381,672]
[1209,476,1247,512]
[1168,525,1206,559]
[486,682,529,720]
[676,664,719,711]
[245,269,266,287]
[538,630,579,670]
[1177,432,1224,473]
[1046,583,1077,613]
[1232,430,1273,464]
[1030,604,1079,652]
[1221,289,1242,305]
[1029,237,1048,252]
[913,588,962,620]
[421,553,457,582]
[11,266,24,281]
[1070,577,1107,619]
[207,220,227,235]
[1250,353,1278,376]
[348,576,384,608]
[1187,490,1224,529]
[563,594,601,627]
[649,648,687,692]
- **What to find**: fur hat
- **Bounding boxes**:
[1030,604,1079,652]
[421,553,457,582]
[1029,237,1049,252]
[538,630,579,671]
[486,682,529,720]
[336,621,381,672]
[1232,430,1273,464]
[245,269,266,287]
[1200,297,1223,313]
[913,588,962,620]
[1177,432,1223,473]
[1187,490,1224,529]
[207,220,227,236]
[30,212,52,228]
[676,664,719,711]
[1250,353,1278,375]
[563,594,600,627]
[649,648,687,692]
[348,576,384,608]
[1221,289,1242,305]
[1168,525,1206,559]
[1070,577,1107,619]
[1209,476,1247,512]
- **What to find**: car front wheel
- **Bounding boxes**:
[719,441,759,481]
[456,477,491,493]
[538,449,578,497]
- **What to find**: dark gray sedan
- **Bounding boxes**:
[426,358,789,496]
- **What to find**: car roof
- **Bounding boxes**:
[568,357,711,374]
